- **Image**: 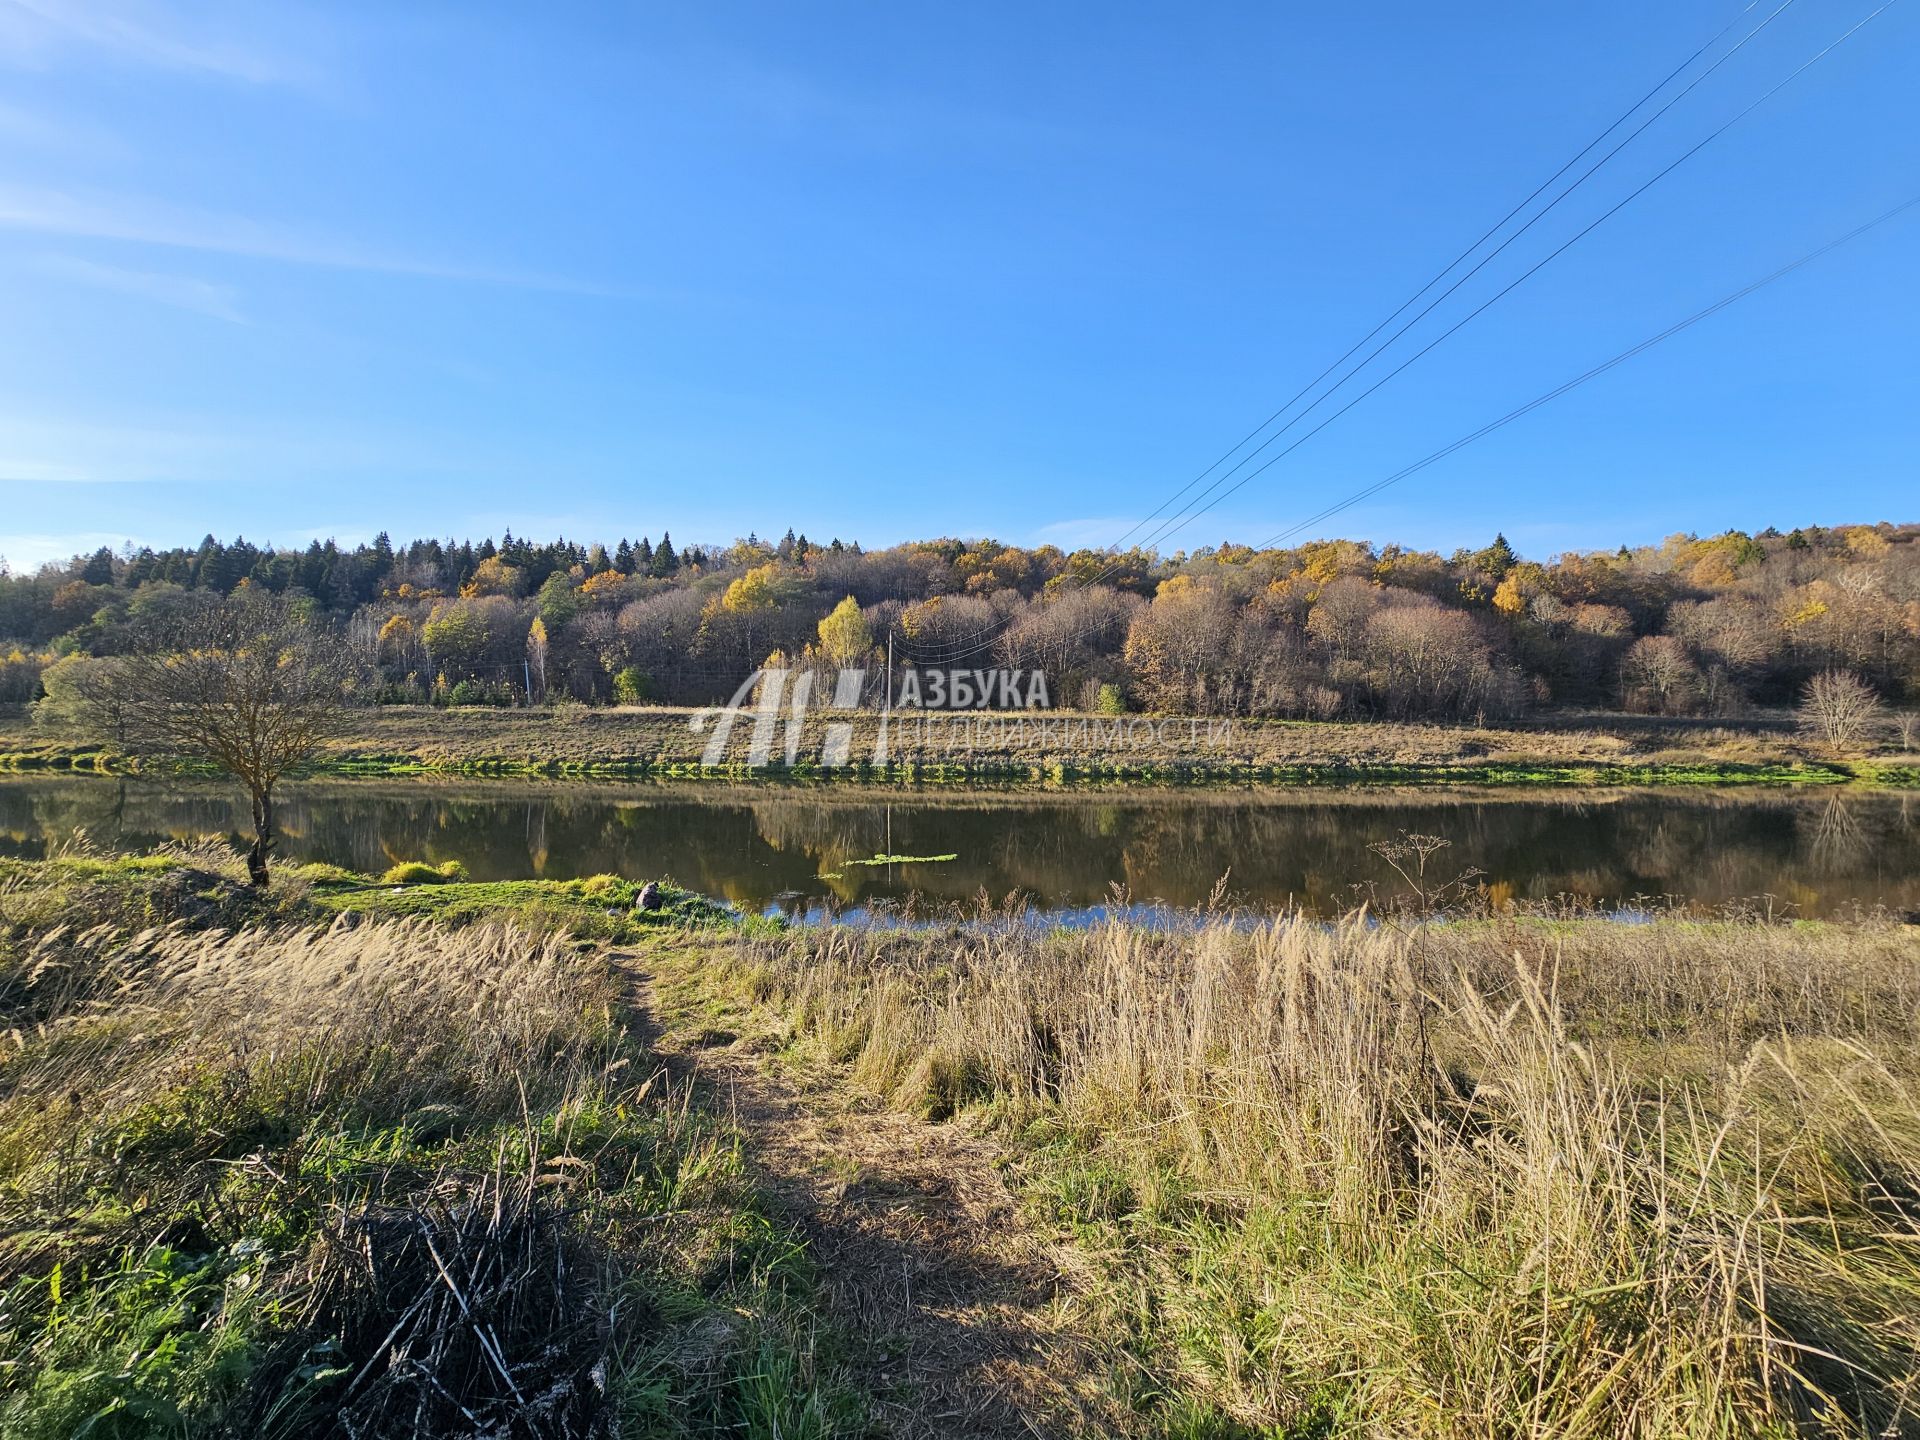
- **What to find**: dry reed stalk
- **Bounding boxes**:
[733,914,1920,1435]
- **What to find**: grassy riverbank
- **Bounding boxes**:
[692,909,1920,1436]
[0,851,856,1438]
[6,846,1920,1434]
[4,703,1912,787]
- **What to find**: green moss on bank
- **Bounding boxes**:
[306,870,753,937]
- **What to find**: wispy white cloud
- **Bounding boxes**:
[28,251,244,321]
[0,410,558,487]
[0,530,134,573]
[0,97,128,160]
[0,0,315,87]
[1030,516,1140,549]
[0,412,406,485]
[0,181,637,296]
[0,413,241,484]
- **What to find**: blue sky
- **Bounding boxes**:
[0,0,1914,571]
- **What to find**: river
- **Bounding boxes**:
[4,776,1917,921]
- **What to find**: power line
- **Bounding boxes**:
[911,0,1886,668]
[1100,0,1797,559]
[922,191,1916,671]
[1252,193,1920,551]
[1120,0,1892,562]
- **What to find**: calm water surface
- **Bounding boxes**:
[2,777,1917,920]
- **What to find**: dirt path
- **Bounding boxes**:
[617,940,1122,1439]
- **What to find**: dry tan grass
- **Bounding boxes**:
[314,705,1854,772]
[6,700,1868,774]
[2,915,614,1164]
[0,913,724,1438]
[729,915,1920,1436]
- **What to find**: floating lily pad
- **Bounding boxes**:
[846,852,958,867]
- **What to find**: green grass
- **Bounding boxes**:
[0,851,860,1437]
[306,869,752,938]
[0,847,309,934]
[377,857,467,884]
[688,912,1920,1438]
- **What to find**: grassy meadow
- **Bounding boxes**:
[2,843,1918,1436]
[4,702,1913,787]
[698,908,1920,1436]
[0,850,850,1439]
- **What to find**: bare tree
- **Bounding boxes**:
[1362,599,1500,720]
[1798,670,1884,750]
[80,597,346,885]
[1001,585,1139,704]
[1619,636,1701,716]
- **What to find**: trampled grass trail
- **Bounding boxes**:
[621,935,1125,1438]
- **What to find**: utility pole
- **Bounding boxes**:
[876,627,893,768]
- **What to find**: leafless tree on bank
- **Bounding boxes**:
[1894,710,1919,752]
[61,595,347,885]
[1798,669,1884,750]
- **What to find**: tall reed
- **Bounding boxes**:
[736,916,1920,1435]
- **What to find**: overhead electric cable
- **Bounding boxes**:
[1122,0,1898,565]
[910,0,1896,667]
[1250,193,1920,551]
[926,186,1915,670]
[1101,0,1796,557]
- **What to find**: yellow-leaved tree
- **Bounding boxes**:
[528,616,549,701]
[816,595,872,668]
[721,563,786,659]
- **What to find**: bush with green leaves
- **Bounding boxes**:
[379,859,467,885]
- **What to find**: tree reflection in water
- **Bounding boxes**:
[2,778,1917,919]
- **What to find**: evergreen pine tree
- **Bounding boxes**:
[81,547,115,587]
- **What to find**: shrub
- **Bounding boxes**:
[1094,683,1126,715]
[293,861,357,885]
[0,646,48,704]
[611,667,650,705]
[373,680,428,706]
[446,679,511,708]
[380,860,467,885]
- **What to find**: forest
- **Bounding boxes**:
[2,521,1916,721]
